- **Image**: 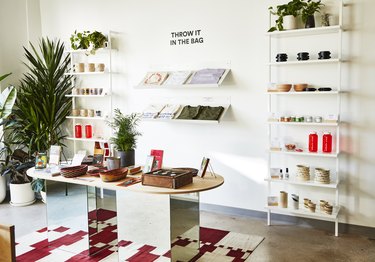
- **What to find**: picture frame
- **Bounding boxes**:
[150,149,164,170]
[197,157,210,178]
[143,155,155,173]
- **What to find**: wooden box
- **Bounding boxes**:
[142,169,193,189]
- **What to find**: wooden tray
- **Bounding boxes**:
[99,167,128,182]
[142,168,193,189]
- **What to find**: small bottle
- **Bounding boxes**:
[322,132,332,153]
[308,131,318,152]
[285,168,289,180]
[279,169,283,179]
[75,124,82,138]
[85,124,93,138]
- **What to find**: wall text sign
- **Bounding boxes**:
[170,30,204,46]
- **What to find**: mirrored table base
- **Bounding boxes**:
[45,180,199,261]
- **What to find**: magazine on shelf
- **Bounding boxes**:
[143,72,169,85]
[163,71,191,85]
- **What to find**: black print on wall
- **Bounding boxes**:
[170,30,204,46]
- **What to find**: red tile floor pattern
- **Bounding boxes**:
[15,209,263,261]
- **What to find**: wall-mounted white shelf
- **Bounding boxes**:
[65,71,107,76]
[265,205,340,221]
[266,25,342,38]
[264,178,339,189]
[142,104,230,124]
[64,47,115,54]
[66,94,109,98]
[267,121,339,127]
[136,69,230,89]
[66,116,107,120]
[66,137,107,143]
[268,59,340,66]
[269,150,339,158]
[267,91,340,95]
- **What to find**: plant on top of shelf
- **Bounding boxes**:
[268,0,307,32]
[107,109,142,167]
[70,30,108,55]
[302,0,324,28]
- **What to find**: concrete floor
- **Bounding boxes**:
[0,193,374,262]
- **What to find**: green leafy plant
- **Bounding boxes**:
[107,109,142,152]
[9,38,73,155]
[70,30,108,55]
[268,0,307,32]
[302,0,324,23]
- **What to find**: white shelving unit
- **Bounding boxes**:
[64,31,114,155]
[266,1,345,237]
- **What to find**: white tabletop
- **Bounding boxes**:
[27,167,224,195]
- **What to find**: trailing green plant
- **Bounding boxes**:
[302,0,324,23]
[70,30,108,55]
[9,38,73,156]
[107,109,142,152]
[268,0,307,32]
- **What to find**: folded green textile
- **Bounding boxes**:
[196,106,224,120]
[177,105,202,119]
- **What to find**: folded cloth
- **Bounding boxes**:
[176,105,202,119]
[196,106,225,120]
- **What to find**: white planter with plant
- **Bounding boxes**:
[268,0,306,32]
[9,182,35,206]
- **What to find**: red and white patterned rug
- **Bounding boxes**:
[15,209,264,261]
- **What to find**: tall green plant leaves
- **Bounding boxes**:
[0,86,17,120]
[10,38,73,154]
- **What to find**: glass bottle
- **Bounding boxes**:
[308,132,318,152]
[322,132,332,153]
[75,124,82,138]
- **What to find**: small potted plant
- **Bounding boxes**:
[70,30,108,55]
[107,109,142,168]
[268,0,307,32]
[302,0,324,28]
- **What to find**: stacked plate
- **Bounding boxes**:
[296,165,310,181]
[297,52,309,61]
[318,51,331,60]
[314,168,330,184]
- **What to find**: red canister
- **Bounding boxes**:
[75,124,82,138]
[85,124,93,138]
[322,132,332,153]
[308,132,318,152]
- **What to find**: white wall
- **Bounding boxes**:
[31,0,375,228]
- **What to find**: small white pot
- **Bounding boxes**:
[9,182,35,206]
[283,15,297,30]
[0,176,6,203]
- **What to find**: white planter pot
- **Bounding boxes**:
[0,176,6,203]
[9,182,35,206]
[283,15,297,30]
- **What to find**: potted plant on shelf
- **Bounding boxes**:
[4,38,73,205]
[70,30,108,55]
[107,109,142,168]
[0,73,17,203]
[302,0,324,28]
[268,0,306,32]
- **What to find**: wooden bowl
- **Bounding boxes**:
[294,83,308,92]
[276,84,292,92]
[60,165,88,178]
[99,167,128,182]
